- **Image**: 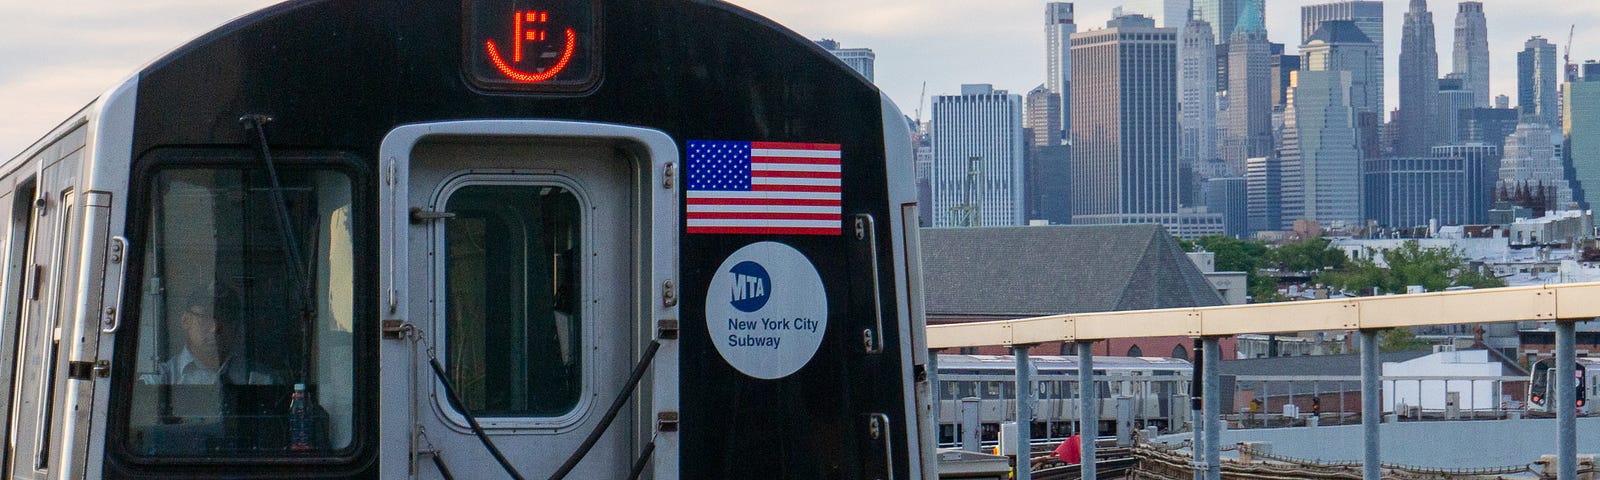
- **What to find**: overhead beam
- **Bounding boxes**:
[927,283,1600,349]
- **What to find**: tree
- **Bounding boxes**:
[1318,241,1505,295]
[1266,237,1348,273]
[1192,235,1268,273]
[1185,236,1284,303]
[1379,327,1429,352]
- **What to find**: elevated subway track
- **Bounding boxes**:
[928,283,1600,480]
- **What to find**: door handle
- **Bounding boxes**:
[853,214,884,354]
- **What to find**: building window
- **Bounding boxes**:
[1127,345,1143,357]
[1171,344,1188,361]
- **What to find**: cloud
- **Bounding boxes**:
[0,65,137,160]
[0,0,276,157]
[7,0,1600,157]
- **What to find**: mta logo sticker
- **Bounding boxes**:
[705,241,829,380]
[728,261,771,312]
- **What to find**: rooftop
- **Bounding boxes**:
[921,225,1223,318]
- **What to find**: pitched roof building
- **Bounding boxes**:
[922,224,1223,319]
[922,224,1231,357]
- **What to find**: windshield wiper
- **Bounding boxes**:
[240,114,316,318]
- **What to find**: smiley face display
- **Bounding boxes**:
[484,10,577,83]
[465,0,598,92]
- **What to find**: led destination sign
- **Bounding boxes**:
[465,0,599,92]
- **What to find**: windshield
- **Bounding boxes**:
[125,167,355,456]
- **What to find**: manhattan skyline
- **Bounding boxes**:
[3,0,1600,158]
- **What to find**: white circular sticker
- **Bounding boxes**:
[705,241,828,380]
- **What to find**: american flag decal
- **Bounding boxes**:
[686,140,843,235]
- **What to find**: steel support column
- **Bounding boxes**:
[929,351,940,445]
[1556,320,1577,480]
[1014,345,1033,480]
[1078,341,1097,480]
[1360,329,1380,480]
[1191,339,1204,480]
[1203,337,1221,480]
[928,348,934,444]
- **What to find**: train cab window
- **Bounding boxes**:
[125,168,356,457]
[442,184,583,418]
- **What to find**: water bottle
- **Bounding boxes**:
[288,383,313,451]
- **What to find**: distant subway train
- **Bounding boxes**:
[1528,357,1599,416]
[934,354,1192,443]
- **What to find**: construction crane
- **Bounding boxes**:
[952,156,984,227]
[913,81,927,126]
[1566,24,1577,82]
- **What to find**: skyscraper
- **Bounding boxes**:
[1451,2,1490,107]
[1205,177,1249,238]
[1301,20,1381,161]
[1564,64,1600,208]
[1269,43,1301,111]
[1364,156,1468,229]
[1300,1,1384,113]
[1024,85,1061,147]
[1301,21,1380,116]
[1246,156,1282,233]
[930,84,1026,227]
[1122,0,1188,28]
[1069,16,1180,226]
[1046,3,1076,142]
[813,39,875,83]
[1498,121,1573,209]
[1282,70,1362,226]
[1025,145,1072,224]
[1398,0,1442,156]
[1519,37,1560,128]
[1437,77,1476,145]
[1218,1,1271,174]
[1432,143,1500,224]
[1195,0,1261,43]
[1300,1,1382,46]
[1180,17,1219,200]
[1459,107,1519,150]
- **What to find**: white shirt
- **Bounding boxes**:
[142,348,276,385]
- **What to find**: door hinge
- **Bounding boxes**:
[663,162,676,189]
[657,411,680,432]
[67,360,109,380]
[657,319,679,340]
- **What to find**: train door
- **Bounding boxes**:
[378,121,679,479]
[0,178,38,475]
[7,144,83,479]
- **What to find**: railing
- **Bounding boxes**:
[926,282,1600,480]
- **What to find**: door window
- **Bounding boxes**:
[442,184,583,418]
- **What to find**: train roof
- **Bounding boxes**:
[936,354,1192,372]
[1533,357,1600,367]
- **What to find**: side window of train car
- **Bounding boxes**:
[123,158,360,458]
[441,183,583,419]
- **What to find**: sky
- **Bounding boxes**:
[3,0,1600,158]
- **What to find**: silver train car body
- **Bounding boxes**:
[934,354,1193,441]
[1527,357,1599,416]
